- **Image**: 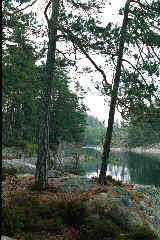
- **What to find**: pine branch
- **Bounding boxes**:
[12,0,38,15]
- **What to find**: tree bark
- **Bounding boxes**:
[35,0,59,189]
[99,0,130,185]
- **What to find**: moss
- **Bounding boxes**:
[128,225,159,240]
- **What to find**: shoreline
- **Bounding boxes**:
[84,146,160,154]
[129,147,160,154]
[111,147,160,154]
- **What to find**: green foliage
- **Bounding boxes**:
[58,200,90,227]
[2,167,18,180]
[2,192,63,236]
[38,199,90,227]
[17,232,36,240]
[3,10,86,147]
[3,1,87,148]
[2,3,41,145]
[105,1,160,150]
[11,191,38,205]
[47,66,87,145]
[2,189,160,239]
[111,121,128,148]
[128,225,160,240]
[2,191,90,238]
[127,102,160,148]
[78,218,120,240]
[23,143,38,157]
[2,207,23,236]
[83,115,106,146]
[36,217,62,233]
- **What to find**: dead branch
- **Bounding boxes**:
[59,26,111,90]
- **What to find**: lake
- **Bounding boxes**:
[81,147,160,187]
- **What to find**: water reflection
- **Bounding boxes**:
[82,148,160,187]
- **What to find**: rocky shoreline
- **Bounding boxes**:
[130,147,160,154]
[48,175,160,236]
[2,147,160,239]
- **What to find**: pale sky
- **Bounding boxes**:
[24,0,126,123]
[72,0,126,123]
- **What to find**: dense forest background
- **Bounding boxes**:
[2,0,160,188]
[2,0,160,151]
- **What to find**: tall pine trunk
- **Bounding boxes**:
[99,0,130,185]
[35,0,59,189]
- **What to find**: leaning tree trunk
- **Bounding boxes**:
[99,0,130,185]
[35,0,59,189]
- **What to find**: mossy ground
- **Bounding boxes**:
[2,171,160,240]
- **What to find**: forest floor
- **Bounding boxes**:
[2,171,160,240]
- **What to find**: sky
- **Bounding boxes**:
[70,0,126,123]
[24,0,126,124]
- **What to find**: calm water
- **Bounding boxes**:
[82,148,160,187]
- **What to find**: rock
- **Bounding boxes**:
[53,175,94,193]
[1,236,19,240]
[106,204,143,231]
[85,190,143,232]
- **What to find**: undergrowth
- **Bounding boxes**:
[2,167,18,180]
[2,187,160,240]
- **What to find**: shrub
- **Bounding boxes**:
[58,200,90,227]
[39,199,89,227]
[78,218,120,240]
[24,143,38,157]
[36,217,63,233]
[128,225,160,240]
[7,192,41,232]
[11,192,40,209]
[2,207,23,236]
[38,200,60,218]
[2,192,93,237]
[17,232,37,240]
[2,167,18,178]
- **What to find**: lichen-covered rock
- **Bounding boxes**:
[106,204,144,231]
[54,176,93,193]
[134,185,160,236]
[85,191,143,232]
[84,185,160,236]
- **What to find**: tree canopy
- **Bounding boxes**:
[2,1,87,148]
[2,0,160,188]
